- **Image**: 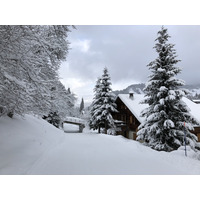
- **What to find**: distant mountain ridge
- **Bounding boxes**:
[113,83,200,99]
[113,83,145,96]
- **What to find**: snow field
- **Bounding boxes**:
[0,115,200,175]
[0,115,66,174]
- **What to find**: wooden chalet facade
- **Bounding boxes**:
[112,96,139,140]
[112,92,200,142]
[191,127,200,142]
[112,92,145,140]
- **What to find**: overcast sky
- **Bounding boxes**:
[59,25,200,104]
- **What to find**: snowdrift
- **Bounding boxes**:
[0,115,66,174]
[0,115,200,175]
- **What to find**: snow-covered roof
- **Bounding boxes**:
[118,94,148,123]
[192,99,200,104]
[118,94,200,124]
[64,116,85,124]
[182,97,200,124]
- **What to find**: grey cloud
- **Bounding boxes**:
[61,25,200,102]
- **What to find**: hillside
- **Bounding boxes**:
[113,83,200,98]
[0,115,200,175]
[113,83,145,96]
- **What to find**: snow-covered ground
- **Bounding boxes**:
[0,115,200,175]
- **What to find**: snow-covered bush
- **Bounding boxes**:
[43,112,61,128]
[107,128,116,135]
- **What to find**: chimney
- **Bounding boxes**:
[129,89,134,100]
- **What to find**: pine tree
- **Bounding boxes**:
[89,77,103,133]
[79,98,84,114]
[67,88,71,94]
[137,26,198,151]
[89,68,118,134]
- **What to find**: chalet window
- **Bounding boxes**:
[130,116,133,124]
[121,115,127,122]
[120,105,127,109]
[134,117,137,125]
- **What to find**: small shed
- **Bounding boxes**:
[62,117,85,133]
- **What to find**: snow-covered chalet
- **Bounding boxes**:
[112,91,200,142]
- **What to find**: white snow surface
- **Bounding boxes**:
[0,115,200,175]
[118,94,200,124]
[182,97,200,125]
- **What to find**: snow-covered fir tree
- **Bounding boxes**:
[137,26,199,151]
[79,98,84,114]
[89,68,118,134]
[89,77,103,133]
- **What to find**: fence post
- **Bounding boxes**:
[184,122,187,157]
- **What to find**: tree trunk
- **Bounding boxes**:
[98,126,100,133]
[105,122,107,134]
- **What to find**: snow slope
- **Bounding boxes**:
[0,115,66,174]
[0,115,200,175]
